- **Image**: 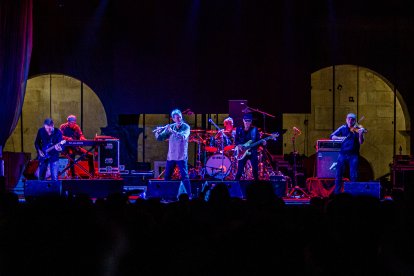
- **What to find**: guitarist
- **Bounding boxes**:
[34,118,64,181]
[234,113,265,181]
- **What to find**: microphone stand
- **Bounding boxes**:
[287,130,309,198]
[208,119,226,181]
[243,106,275,134]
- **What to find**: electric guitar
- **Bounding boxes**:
[234,132,279,161]
[38,140,66,161]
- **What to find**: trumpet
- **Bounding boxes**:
[153,123,177,133]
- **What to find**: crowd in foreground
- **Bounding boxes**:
[0,180,413,276]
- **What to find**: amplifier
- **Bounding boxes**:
[317,151,340,178]
[316,139,342,152]
[344,181,381,199]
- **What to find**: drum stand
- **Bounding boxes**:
[286,132,309,198]
[258,145,276,180]
[208,119,227,181]
[194,135,206,179]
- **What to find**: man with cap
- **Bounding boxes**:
[35,118,64,180]
[330,113,366,195]
[60,115,95,178]
[234,113,265,181]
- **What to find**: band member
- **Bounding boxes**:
[234,113,265,181]
[60,115,95,178]
[35,118,63,181]
[330,113,366,195]
[222,116,236,147]
[154,109,191,196]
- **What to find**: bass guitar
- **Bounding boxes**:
[234,132,279,161]
[38,140,66,161]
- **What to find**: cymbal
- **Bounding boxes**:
[205,130,218,134]
[190,129,205,133]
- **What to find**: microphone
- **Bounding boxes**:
[329,162,337,170]
[208,118,213,123]
[293,126,302,135]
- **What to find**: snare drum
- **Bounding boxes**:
[205,154,232,179]
[223,136,235,152]
[205,136,218,153]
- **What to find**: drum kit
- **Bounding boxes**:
[188,128,277,181]
[189,129,236,180]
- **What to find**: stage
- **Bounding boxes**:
[15,177,314,205]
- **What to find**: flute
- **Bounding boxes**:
[153,123,177,133]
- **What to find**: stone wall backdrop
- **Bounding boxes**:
[283,65,410,181]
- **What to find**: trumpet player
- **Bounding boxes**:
[154,109,191,197]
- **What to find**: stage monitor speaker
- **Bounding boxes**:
[62,179,123,199]
[123,171,154,186]
[316,151,340,178]
[146,180,188,201]
[229,100,248,127]
[24,180,62,200]
[343,181,381,199]
[270,175,288,198]
[205,181,244,199]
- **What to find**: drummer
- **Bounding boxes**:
[219,117,236,151]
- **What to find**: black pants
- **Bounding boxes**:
[165,160,191,196]
[235,151,259,181]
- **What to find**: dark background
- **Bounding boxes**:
[29,0,414,128]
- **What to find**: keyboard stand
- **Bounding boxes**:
[59,147,95,179]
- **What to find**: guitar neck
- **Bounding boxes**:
[248,135,274,148]
[45,145,55,153]
[45,140,64,154]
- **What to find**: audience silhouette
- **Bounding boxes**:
[0,181,412,275]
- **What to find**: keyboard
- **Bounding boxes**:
[65,140,109,146]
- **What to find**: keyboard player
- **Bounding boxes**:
[60,114,95,178]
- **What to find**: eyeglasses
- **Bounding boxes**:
[243,119,252,122]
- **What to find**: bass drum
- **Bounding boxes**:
[205,154,232,179]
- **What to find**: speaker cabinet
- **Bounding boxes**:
[24,180,62,199]
[62,179,123,199]
[317,151,340,178]
[229,100,248,128]
[270,175,288,197]
[343,181,381,199]
[146,180,189,201]
[123,171,154,186]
